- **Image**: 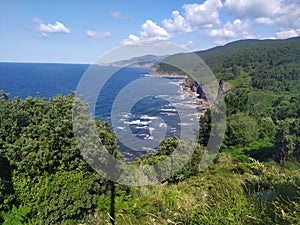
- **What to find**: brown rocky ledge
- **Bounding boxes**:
[178,80,210,118]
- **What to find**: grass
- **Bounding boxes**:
[92,153,300,225]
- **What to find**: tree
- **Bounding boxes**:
[275,118,300,162]
[0,156,15,219]
[1,205,30,225]
[224,113,259,147]
[157,136,179,156]
[0,93,123,224]
[225,90,250,115]
[199,109,211,146]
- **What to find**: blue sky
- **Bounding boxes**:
[1,0,299,63]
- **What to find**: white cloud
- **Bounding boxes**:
[276,29,300,39]
[224,0,282,19]
[32,18,71,37]
[276,2,300,31]
[223,0,300,39]
[209,27,235,38]
[121,34,141,45]
[86,30,111,38]
[128,34,140,42]
[121,0,299,48]
[223,0,300,35]
[208,19,254,39]
[39,21,70,34]
[140,20,171,41]
[255,17,274,25]
[123,19,171,45]
[183,0,223,28]
[162,11,192,33]
[122,0,223,45]
[162,0,223,34]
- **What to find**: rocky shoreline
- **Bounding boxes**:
[178,80,210,118]
[147,72,210,118]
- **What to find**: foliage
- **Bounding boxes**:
[156,136,179,156]
[136,137,206,183]
[1,205,30,225]
[272,94,300,121]
[275,118,300,161]
[225,89,250,115]
[14,171,107,224]
[0,156,15,214]
[224,113,259,147]
[199,108,211,146]
[0,93,117,224]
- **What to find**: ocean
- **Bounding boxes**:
[0,62,200,159]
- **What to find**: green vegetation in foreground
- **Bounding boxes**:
[0,92,298,224]
[0,37,299,224]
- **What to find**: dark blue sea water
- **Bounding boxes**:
[0,62,200,159]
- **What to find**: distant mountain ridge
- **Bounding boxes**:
[195,36,300,60]
[157,37,300,94]
[99,54,167,68]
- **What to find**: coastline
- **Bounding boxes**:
[178,80,209,118]
[147,72,209,118]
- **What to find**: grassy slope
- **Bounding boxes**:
[98,156,300,225]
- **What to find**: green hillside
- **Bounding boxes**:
[157,38,299,124]
[158,37,300,95]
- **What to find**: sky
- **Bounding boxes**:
[0,0,299,64]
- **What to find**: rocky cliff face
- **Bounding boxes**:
[187,79,230,101]
[190,82,207,100]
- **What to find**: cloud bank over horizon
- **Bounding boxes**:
[123,0,300,46]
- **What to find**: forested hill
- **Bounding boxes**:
[157,37,300,94]
[159,36,299,163]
